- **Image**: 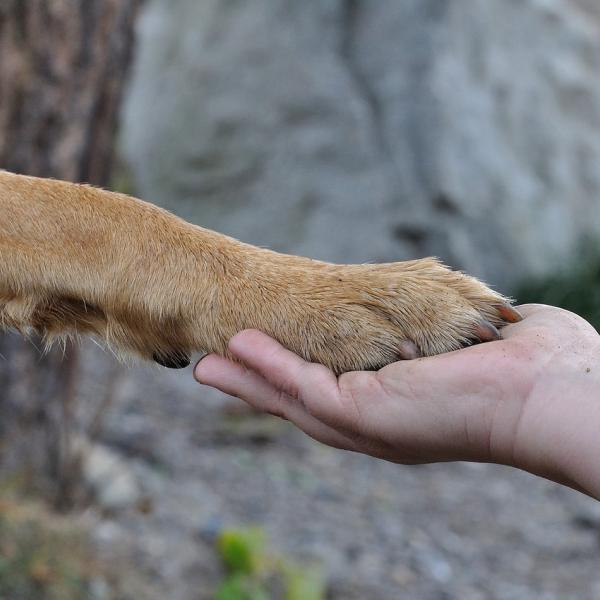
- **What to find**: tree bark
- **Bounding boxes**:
[0,0,140,508]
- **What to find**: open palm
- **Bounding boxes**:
[195,305,600,497]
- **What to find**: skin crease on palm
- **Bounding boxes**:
[194,304,600,500]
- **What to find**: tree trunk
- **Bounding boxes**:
[0,0,140,509]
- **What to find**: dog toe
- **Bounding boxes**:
[473,321,501,343]
[494,303,523,324]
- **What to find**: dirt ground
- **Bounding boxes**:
[79,343,600,600]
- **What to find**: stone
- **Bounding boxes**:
[75,436,141,511]
[121,0,600,292]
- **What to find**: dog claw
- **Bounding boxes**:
[495,303,523,323]
[474,321,501,342]
[397,340,421,360]
[153,351,191,369]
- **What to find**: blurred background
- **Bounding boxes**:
[1,0,600,598]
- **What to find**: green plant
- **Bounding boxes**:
[215,527,326,600]
[215,573,269,600]
[218,527,266,576]
[283,564,325,600]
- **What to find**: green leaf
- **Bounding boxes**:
[284,564,326,600]
[217,527,266,575]
[215,573,270,600]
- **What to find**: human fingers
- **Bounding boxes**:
[194,352,359,451]
[227,330,360,429]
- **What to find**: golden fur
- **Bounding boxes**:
[0,170,520,374]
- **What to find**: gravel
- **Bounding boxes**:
[77,342,600,600]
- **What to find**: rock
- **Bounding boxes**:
[89,577,112,600]
[415,549,453,583]
[121,0,600,291]
[75,436,141,511]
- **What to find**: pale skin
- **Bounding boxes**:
[194,304,600,500]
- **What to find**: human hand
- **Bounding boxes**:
[194,305,600,498]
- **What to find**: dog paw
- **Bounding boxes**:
[283,258,521,373]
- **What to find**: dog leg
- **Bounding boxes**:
[0,170,520,374]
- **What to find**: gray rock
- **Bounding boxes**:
[121,0,600,292]
[75,436,141,511]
